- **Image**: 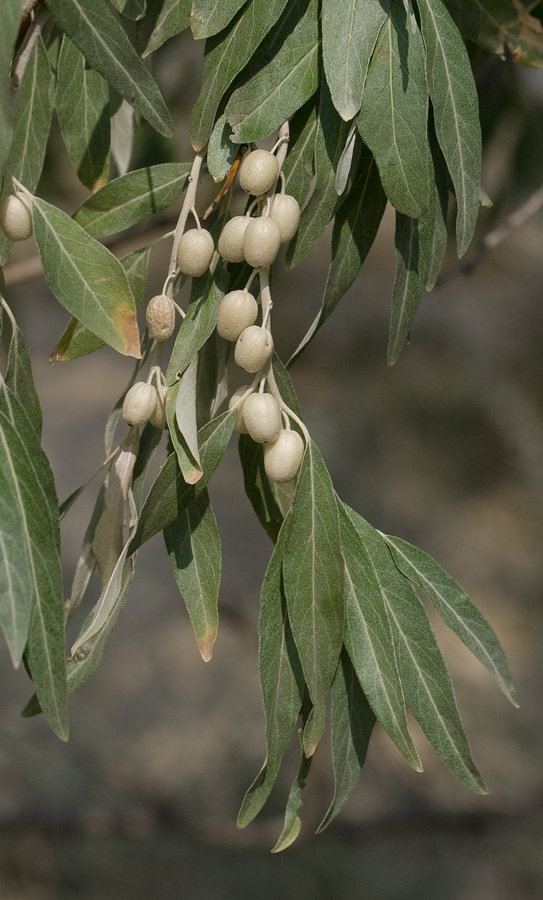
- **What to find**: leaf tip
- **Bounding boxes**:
[184,467,203,485]
[197,627,218,662]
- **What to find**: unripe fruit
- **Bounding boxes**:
[243,217,281,269]
[234,325,273,373]
[146,294,176,342]
[228,385,252,433]
[122,382,157,427]
[242,393,282,443]
[177,228,214,277]
[270,194,300,242]
[218,216,251,263]
[264,430,305,483]
[217,290,258,341]
[194,171,222,218]
[0,193,33,242]
[238,149,279,196]
[150,383,168,429]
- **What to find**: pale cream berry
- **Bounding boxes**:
[194,171,222,218]
[218,216,251,263]
[217,290,258,341]
[238,149,279,196]
[270,194,300,242]
[0,193,33,242]
[146,294,176,342]
[149,382,168,429]
[264,430,305,483]
[228,385,252,433]
[177,228,214,277]
[122,382,157,427]
[234,325,273,373]
[242,217,281,269]
[242,393,282,443]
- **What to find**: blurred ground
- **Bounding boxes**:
[1,29,542,900]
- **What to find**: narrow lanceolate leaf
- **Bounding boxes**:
[442,0,543,68]
[238,513,306,827]
[281,94,318,206]
[2,297,42,436]
[357,0,432,219]
[322,0,390,121]
[288,147,386,366]
[286,81,356,269]
[317,648,376,832]
[44,0,173,136]
[347,510,487,793]
[425,124,450,290]
[282,441,344,757]
[50,247,150,363]
[110,99,134,177]
[272,704,312,853]
[0,37,53,265]
[0,0,24,171]
[129,410,237,552]
[56,36,110,192]
[191,0,247,39]
[136,0,191,56]
[0,381,67,737]
[225,0,320,143]
[31,196,141,359]
[339,502,422,770]
[383,533,517,705]
[166,359,202,485]
[190,0,289,150]
[417,0,481,256]
[73,164,191,238]
[164,490,221,661]
[207,115,239,181]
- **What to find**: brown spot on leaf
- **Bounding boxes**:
[197,626,218,662]
[114,305,141,358]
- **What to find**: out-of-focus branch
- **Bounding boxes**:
[437,184,543,286]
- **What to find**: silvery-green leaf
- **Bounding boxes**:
[166,356,202,484]
[111,0,146,19]
[2,297,42,436]
[207,115,239,181]
[442,0,543,68]
[425,123,450,290]
[191,0,247,39]
[110,99,134,177]
[281,94,318,206]
[271,701,312,853]
[335,122,358,196]
[0,0,25,171]
[387,208,434,366]
[136,0,191,57]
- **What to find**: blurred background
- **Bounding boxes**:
[1,28,543,900]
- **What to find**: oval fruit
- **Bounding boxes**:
[177,228,214,277]
[0,193,33,242]
[146,294,176,342]
[217,290,258,341]
[122,382,157,427]
[238,149,279,196]
[234,325,273,373]
[264,430,305,483]
[218,215,251,263]
[242,217,281,269]
[270,194,300,242]
[242,393,282,443]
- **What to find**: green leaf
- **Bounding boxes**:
[339,501,423,770]
[31,196,141,358]
[111,0,147,19]
[190,0,289,151]
[73,164,190,238]
[271,705,312,853]
[129,410,236,552]
[191,0,248,40]
[357,0,432,219]
[282,440,344,756]
[382,533,517,706]
[281,94,318,206]
[164,489,221,661]
[425,122,450,291]
[417,0,481,256]
[2,297,42,436]
[196,329,228,428]
[207,114,239,181]
[225,0,320,143]
[56,36,110,192]
[442,0,543,67]
[238,512,306,827]
[317,647,376,832]
[44,0,173,136]
[0,0,24,171]
[286,81,356,269]
[288,147,386,366]
[166,361,202,484]
[0,37,54,265]
[136,0,191,56]
[0,380,67,737]
[347,510,487,794]
[322,0,390,121]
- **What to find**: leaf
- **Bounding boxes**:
[387,211,431,365]
[339,501,423,770]
[317,647,376,832]
[164,489,221,661]
[0,0,24,171]
[190,0,289,151]
[64,486,105,624]
[207,114,239,181]
[31,196,141,359]
[286,80,356,269]
[129,410,236,552]
[346,510,487,794]
[2,297,42,436]
[271,704,313,853]
[0,380,67,737]
[191,0,248,39]
[425,121,450,291]
[322,0,390,121]
[166,361,202,484]
[281,94,318,206]
[90,437,138,589]
[238,512,306,827]
[443,0,543,67]
[382,533,517,706]
[73,164,191,238]
[417,0,481,256]
[111,0,147,19]
[50,247,150,363]
[357,0,433,219]
[110,99,134,177]
[56,36,110,192]
[44,0,173,136]
[196,329,228,428]
[225,0,320,144]
[335,122,358,196]
[0,37,54,265]
[136,0,191,56]
[282,440,344,756]
[288,146,386,366]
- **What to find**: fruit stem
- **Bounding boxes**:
[164,149,206,298]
